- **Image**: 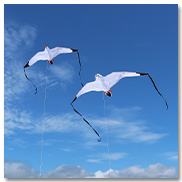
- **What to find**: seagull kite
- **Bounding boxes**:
[24,45,83,94]
[71,71,168,142]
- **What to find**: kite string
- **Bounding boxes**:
[103,93,111,178]
[40,61,49,178]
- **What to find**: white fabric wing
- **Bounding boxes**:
[103,72,141,89]
[48,47,73,60]
[28,50,49,66]
[76,80,104,98]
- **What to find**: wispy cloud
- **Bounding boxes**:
[4,22,37,60]
[4,22,37,101]
[49,62,75,83]
[4,105,166,146]
[87,159,102,163]
[87,152,127,163]
[61,148,72,152]
[4,107,79,136]
[4,160,177,178]
[4,107,34,135]
[162,152,178,161]
[92,115,166,144]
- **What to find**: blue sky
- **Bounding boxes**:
[4,4,178,178]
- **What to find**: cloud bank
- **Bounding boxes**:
[4,161,177,178]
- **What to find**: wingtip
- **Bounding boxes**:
[137,72,149,76]
[71,96,77,104]
[24,63,29,68]
[71,48,78,52]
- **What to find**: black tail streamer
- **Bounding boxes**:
[24,68,37,94]
[71,97,101,142]
[76,51,84,87]
[147,74,168,110]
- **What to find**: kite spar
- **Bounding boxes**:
[71,71,168,142]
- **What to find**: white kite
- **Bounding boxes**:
[24,45,83,93]
[71,71,168,141]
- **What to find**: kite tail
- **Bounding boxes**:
[24,68,37,94]
[77,51,84,87]
[71,97,101,142]
[139,72,168,109]
[148,74,168,110]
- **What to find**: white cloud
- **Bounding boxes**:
[4,160,39,178]
[4,108,34,135]
[87,152,127,163]
[101,152,127,160]
[93,163,177,178]
[61,148,72,152]
[4,161,177,178]
[170,156,178,160]
[163,152,178,161]
[93,117,166,144]
[49,62,75,83]
[4,104,88,139]
[4,22,37,60]
[87,159,102,163]
[45,165,92,178]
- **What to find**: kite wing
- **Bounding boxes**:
[47,47,74,60]
[24,49,49,68]
[104,71,168,109]
[103,71,141,89]
[46,46,83,87]
[71,79,103,142]
[76,80,104,98]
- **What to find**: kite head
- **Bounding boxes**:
[95,73,103,79]
[104,90,112,97]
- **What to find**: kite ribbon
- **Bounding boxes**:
[77,51,84,87]
[71,97,101,142]
[72,49,84,87]
[24,68,37,94]
[139,73,168,110]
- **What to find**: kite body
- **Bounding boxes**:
[23,45,83,94]
[76,72,141,98]
[24,45,77,68]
